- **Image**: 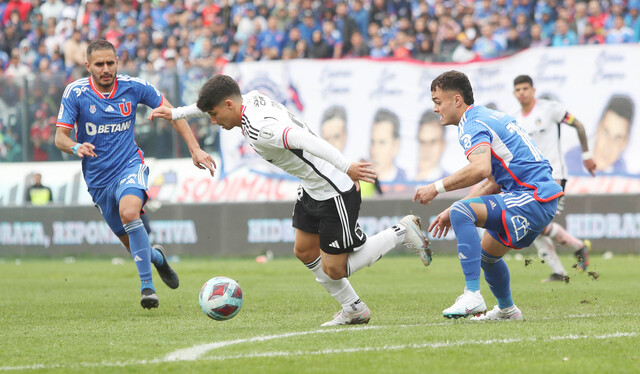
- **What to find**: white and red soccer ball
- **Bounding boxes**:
[198,276,243,321]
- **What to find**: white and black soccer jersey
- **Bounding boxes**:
[173,90,355,201]
[241,91,355,201]
[512,99,570,180]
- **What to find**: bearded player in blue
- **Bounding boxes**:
[55,40,215,309]
[414,71,563,321]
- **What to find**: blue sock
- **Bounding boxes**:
[124,219,155,291]
[465,278,480,292]
[481,250,513,309]
[450,200,481,292]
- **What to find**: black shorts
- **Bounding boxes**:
[292,186,367,254]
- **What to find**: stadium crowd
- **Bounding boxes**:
[1,0,640,162]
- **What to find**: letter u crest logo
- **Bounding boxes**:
[119,102,132,116]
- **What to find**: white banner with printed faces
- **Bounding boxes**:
[2,45,639,207]
[220,44,640,196]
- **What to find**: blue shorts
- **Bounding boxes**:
[89,162,149,237]
[481,191,558,249]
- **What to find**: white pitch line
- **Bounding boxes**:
[162,312,640,362]
[201,332,638,362]
[2,314,639,372]
[160,325,382,362]
[2,331,636,371]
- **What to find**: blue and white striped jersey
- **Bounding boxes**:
[458,105,563,202]
[56,75,164,188]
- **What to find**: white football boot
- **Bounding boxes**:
[471,305,523,321]
[321,304,371,326]
[399,215,432,266]
[442,287,487,319]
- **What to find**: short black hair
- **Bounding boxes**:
[196,75,242,112]
[87,40,116,59]
[321,105,347,126]
[372,108,400,139]
[513,74,533,87]
[431,70,474,105]
[602,94,634,125]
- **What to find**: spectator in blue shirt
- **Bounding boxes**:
[474,0,494,22]
[388,0,412,20]
[537,7,556,39]
[298,10,320,44]
[624,0,640,40]
[231,0,256,20]
[604,0,625,31]
[351,0,369,40]
[551,18,578,46]
[285,27,302,51]
[119,27,138,58]
[605,15,635,43]
[116,2,138,28]
[322,19,343,58]
[494,14,513,49]
[473,22,504,59]
[369,33,389,58]
[258,16,286,54]
[150,0,172,30]
[513,0,534,19]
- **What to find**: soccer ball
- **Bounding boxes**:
[198,276,243,321]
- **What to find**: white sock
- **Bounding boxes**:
[305,256,362,311]
[346,226,404,276]
[533,235,566,275]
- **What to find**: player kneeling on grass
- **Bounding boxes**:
[414,71,563,321]
[149,74,432,326]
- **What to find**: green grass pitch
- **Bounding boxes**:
[1,253,638,373]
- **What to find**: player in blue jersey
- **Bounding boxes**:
[414,71,563,321]
[54,40,215,309]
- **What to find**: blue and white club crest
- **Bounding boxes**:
[511,215,530,241]
[89,105,96,114]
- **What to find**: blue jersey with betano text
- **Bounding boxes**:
[458,105,563,202]
[56,75,164,188]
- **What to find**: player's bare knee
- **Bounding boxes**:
[323,264,346,280]
[293,247,307,262]
[293,245,317,264]
[119,208,140,224]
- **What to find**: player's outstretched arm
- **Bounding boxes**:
[161,99,216,177]
[54,127,96,158]
[414,145,492,204]
[148,103,208,121]
[346,161,378,191]
[148,105,173,121]
[567,116,596,176]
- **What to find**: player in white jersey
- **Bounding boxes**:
[149,75,432,326]
[512,75,596,282]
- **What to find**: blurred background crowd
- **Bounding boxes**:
[1,0,639,163]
